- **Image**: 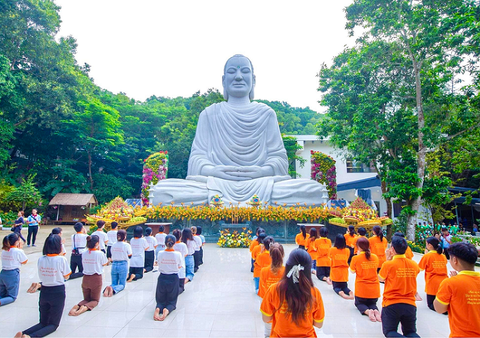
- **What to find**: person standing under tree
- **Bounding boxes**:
[26,209,41,247]
[13,211,26,243]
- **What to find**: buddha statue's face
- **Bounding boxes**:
[222,56,255,99]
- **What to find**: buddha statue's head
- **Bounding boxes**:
[222,54,256,101]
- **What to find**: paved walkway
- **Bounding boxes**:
[0,226,458,337]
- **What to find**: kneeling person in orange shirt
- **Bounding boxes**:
[379,236,420,338]
[260,249,325,338]
[434,242,480,338]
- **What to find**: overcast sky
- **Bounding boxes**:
[55,0,354,112]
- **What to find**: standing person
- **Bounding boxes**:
[182,228,198,284]
[441,228,452,259]
[104,230,132,297]
[1,233,28,306]
[260,249,325,338]
[350,237,381,322]
[472,224,478,235]
[254,236,274,294]
[154,235,183,321]
[434,242,480,338]
[197,226,205,266]
[70,222,88,280]
[344,225,358,265]
[306,228,318,272]
[329,234,354,299]
[314,227,332,283]
[16,234,71,338]
[191,226,202,272]
[13,211,26,243]
[68,235,108,316]
[418,237,448,311]
[155,225,167,258]
[128,226,149,282]
[26,208,41,247]
[369,225,388,273]
[173,229,187,294]
[295,225,309,250]
[106,221,118,260]
[144,227,157,273]
[92,221,108,254]
[378,236,421,338]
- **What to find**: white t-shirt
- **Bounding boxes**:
[92,230,109,250]
[71,233,88,254]
[157,250,182,274]
[38,255,71,286]
[1,248,28,270]
[145,236,157,252]
[82,250,108,275]
[199,235,205,244]
[193,236,202,251]
[111,241,132,261]
[129,237,149,267]
[173,242,187,279]
[186,239,197,255]
[107,230,118,247]
[155,233,167,247]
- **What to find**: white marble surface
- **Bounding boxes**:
[0,227,462,338]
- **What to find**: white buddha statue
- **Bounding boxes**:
[149,54,328,206]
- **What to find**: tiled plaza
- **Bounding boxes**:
[0,226,463,338]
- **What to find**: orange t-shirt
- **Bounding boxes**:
[369,236,388,268]
[295,233,310,247]
[405,246,414,260]
[344,233,358,249]
[379,255,420,307]
[329,247,350,282]
[260,284,325,338]
[418,251,448,295]
[436,271,480,338]
[350,252,380,299]
[306,237,318,260]
[250,239,260,257]
[353,235,366,254]
[258,265,285,298]
[252,244,262,262]
[314,238,332,267]
[254,251,272,278]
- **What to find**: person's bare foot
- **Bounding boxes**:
[153,308,162,321]
[366,309,376,322]
[326,277,332,285]
[415,292,423,301]
[127,275,135,283]
[312,269,317,275]
[74,305,89,316]
[374,309,382,322]
[347,292,355,300]
[184,278,190,284]
[338,291,350,300]
[14,332,23,338]
[159,308,169,321]
[27,283,41,293]
[103,286,113,297]
[68,305,80,316]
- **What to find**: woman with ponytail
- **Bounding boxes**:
[260,249,325,337]
[350,237,381,322]
[295,225,309,250]
[154,235,182,321]
[1,233,27,306]
[418,236,448,311]
[329,234,354,299]
[344,225,358,265]
[369,225,388,273]
[254,236,274,293]
[69,235,107,316]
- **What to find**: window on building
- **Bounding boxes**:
[346,159,377,173]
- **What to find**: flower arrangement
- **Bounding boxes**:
[342,197,378,223]
[87,197,146,230]
[217,228,252,248]
[311,151,337,199]
[141,151,168,206]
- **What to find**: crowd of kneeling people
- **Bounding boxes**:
[251,225,480,338]
[0,221,205,338]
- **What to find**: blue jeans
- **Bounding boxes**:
[254,277,260,291]
[185,255,194,281]
[0,269,20,306]
[111,261,128,294]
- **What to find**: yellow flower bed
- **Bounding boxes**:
[217,229,252,248]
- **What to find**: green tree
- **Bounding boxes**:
[6,175,42,211]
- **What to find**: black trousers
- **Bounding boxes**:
[333,281,351,295]
[355,296,378,314]
[27,226,38,245]
[106,246,112,259]
[144,251,155,272]
[13,227,26,242]
[193,250,201,272]
[156,273,179,313]
[70,254,84,280]
[381,303,419,337]
[199,247,204,265]
[443,248,450,260]
[129,267,144,281]
[348,247,355,265]
[23,285,65,337]
[178,278,185,295]
[251,258,254,272]
[316,266,330,280]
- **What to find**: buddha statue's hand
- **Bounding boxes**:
[201,165,251,181]
[227,165,274,179]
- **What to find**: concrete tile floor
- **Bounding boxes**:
[0,226,467,337]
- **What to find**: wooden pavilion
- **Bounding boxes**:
[48,193,98,224]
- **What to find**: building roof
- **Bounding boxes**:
[337,176,381,191]
[285,135,331,141]
[49,193,98,206]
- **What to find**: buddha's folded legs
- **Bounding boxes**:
[271,179,329,206]
[149,179,209,206]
